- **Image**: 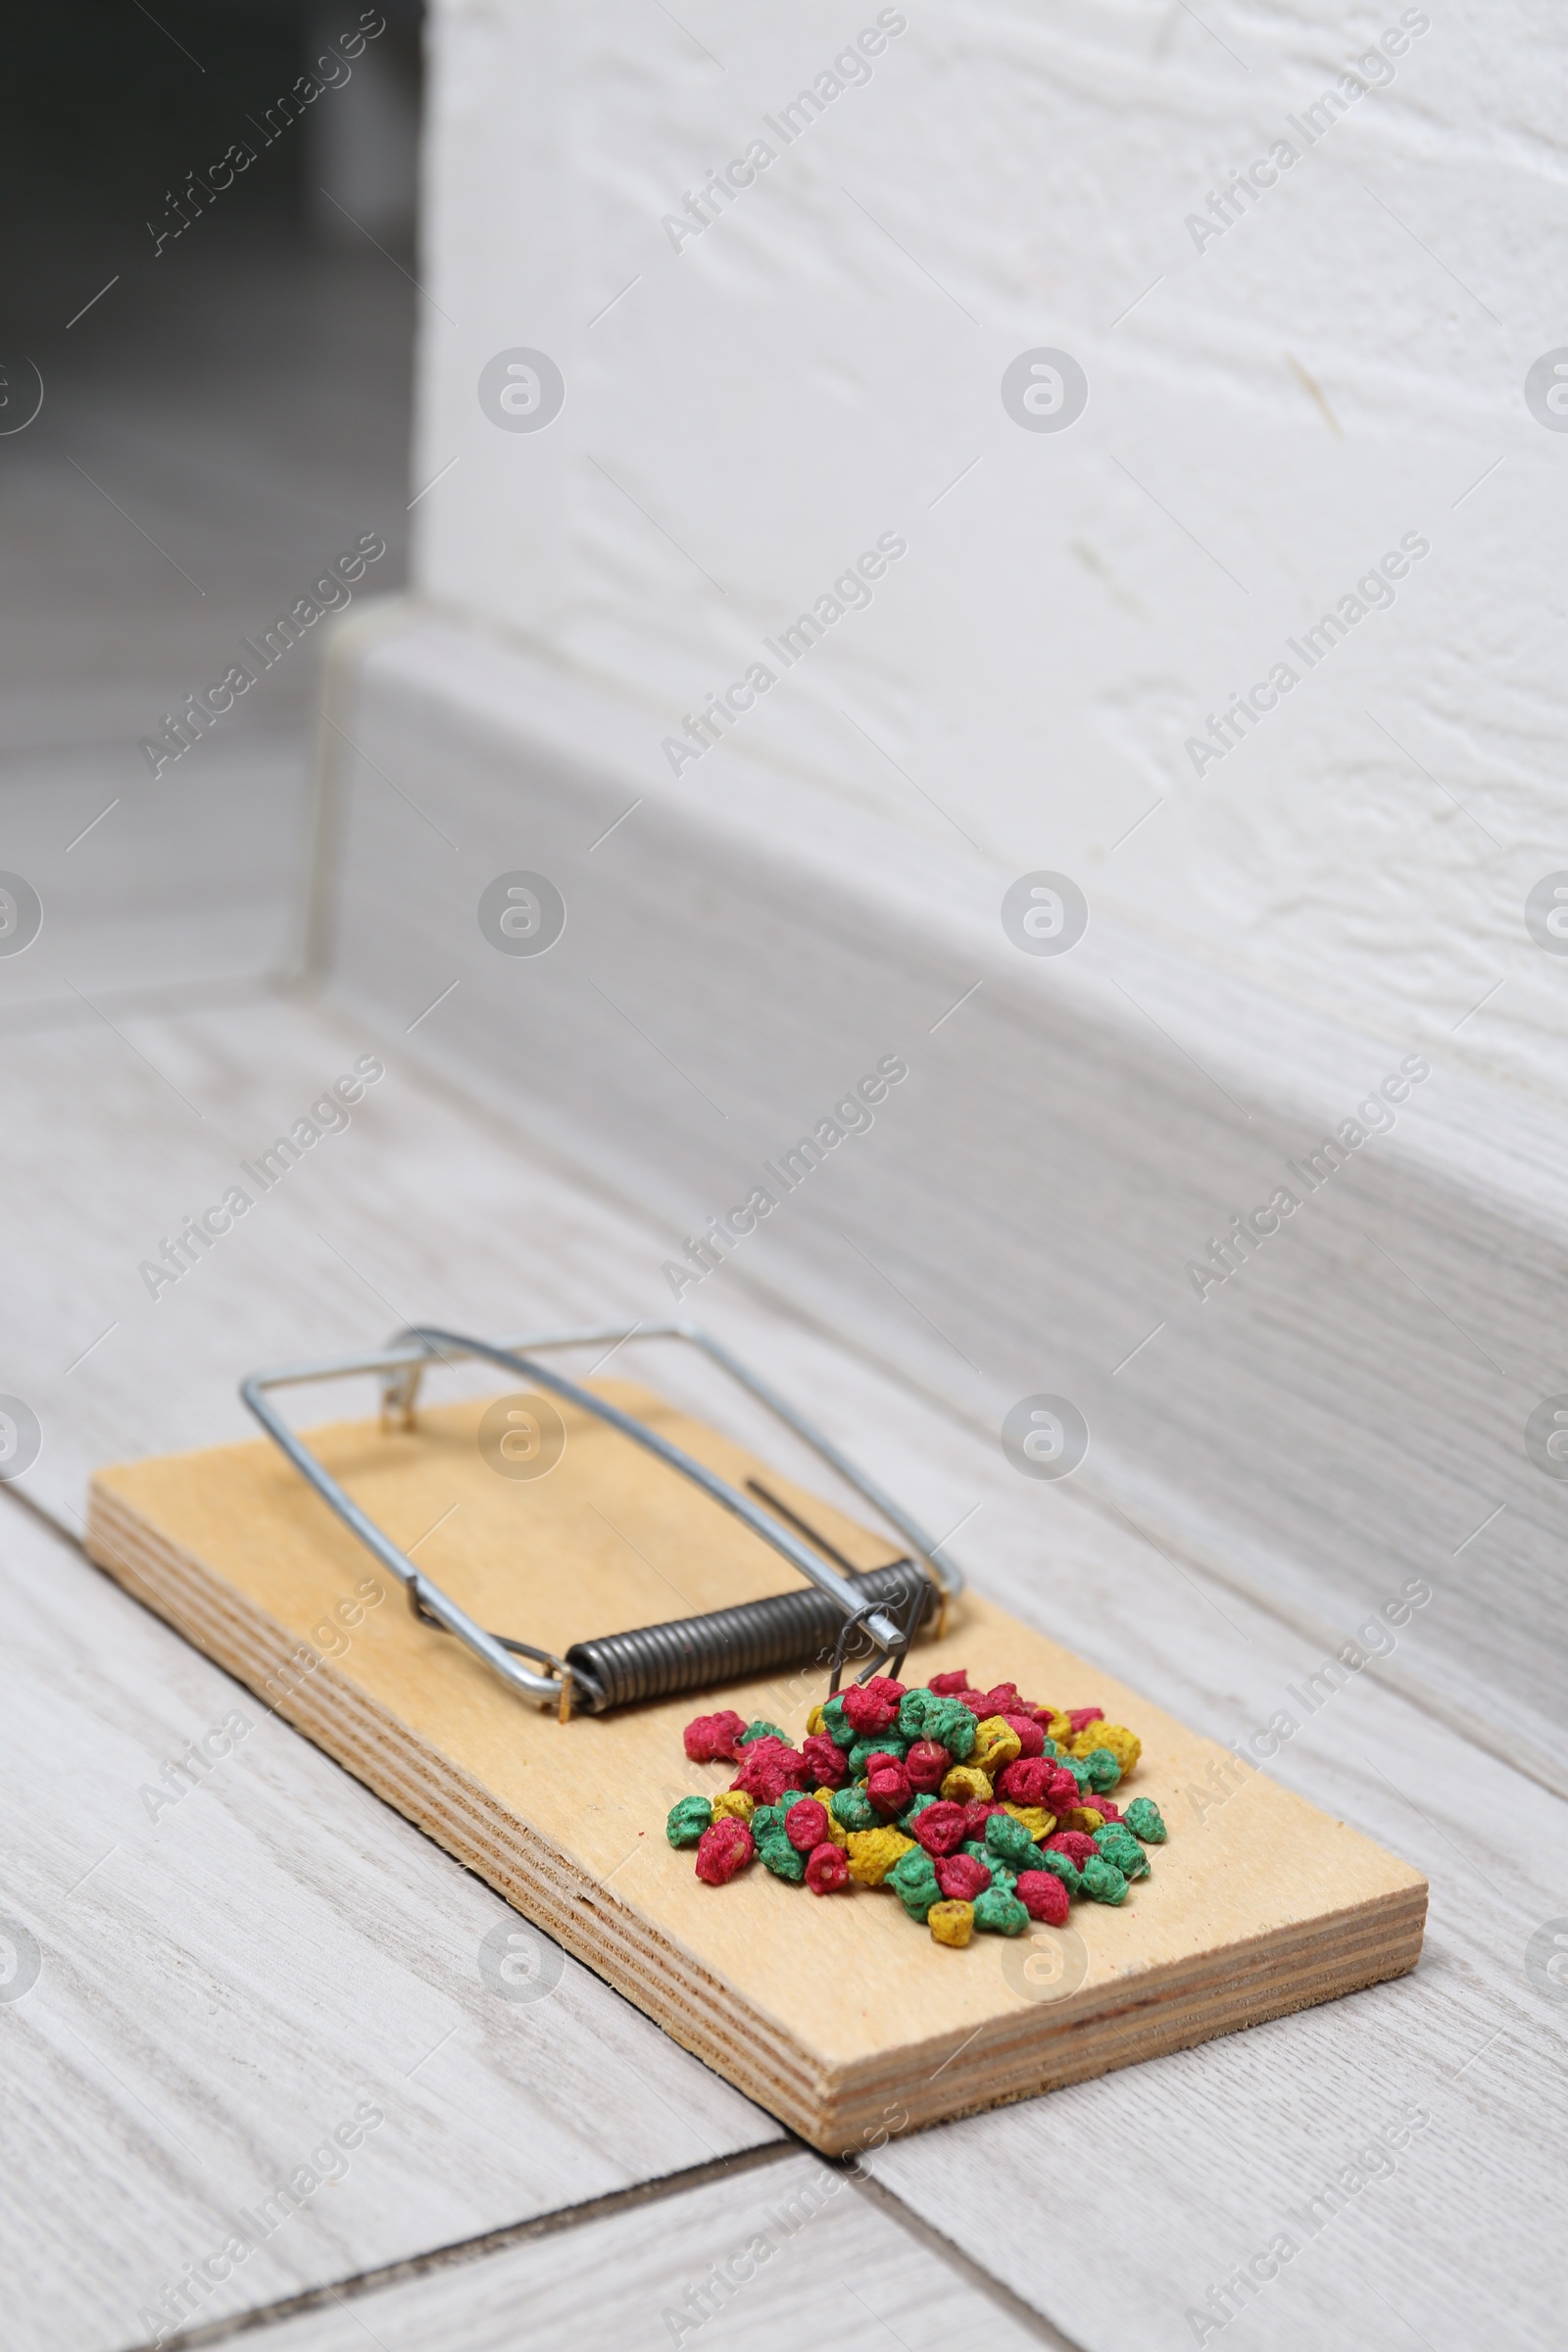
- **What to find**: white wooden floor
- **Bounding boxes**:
[0,984,1561,2352]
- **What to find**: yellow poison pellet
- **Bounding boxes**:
[1002,1802,1054,1839]
[806,1704,825,1737]
[940,1763,994,1806]
[972,1715,1022,1775]
[929,1899,974,1948]
[1070,1721,1142,1776]
[1044,1711,1073,1745]
[846,1827,914,1886]
[711,1789,755,1823]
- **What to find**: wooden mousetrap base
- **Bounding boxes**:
[85,1381,1427,2154]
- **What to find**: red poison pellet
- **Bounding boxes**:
[663,1681,1164,1951]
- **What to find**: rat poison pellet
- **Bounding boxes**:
[928,1898,974,1947]
[665,1795,712,1847]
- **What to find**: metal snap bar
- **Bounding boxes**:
[241,1321,965,1715]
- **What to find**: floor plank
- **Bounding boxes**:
[862,1563,1568,2352]
[187,2154,1063,2352]
[0,1502,777,2352]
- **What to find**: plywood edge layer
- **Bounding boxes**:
[84,1480,1429,2156]
[829,1884,1428,2093]
[821,1892,1427,2141]
[846,1941,1425,2147]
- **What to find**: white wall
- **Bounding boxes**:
[411,0,1568,1104]
[321,2,1568,1779]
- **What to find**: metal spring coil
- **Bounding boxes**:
[564,1562,936,1713]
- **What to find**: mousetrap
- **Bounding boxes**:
[84,1322,1426,2152]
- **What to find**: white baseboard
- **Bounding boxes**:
[311,603,1568,1787]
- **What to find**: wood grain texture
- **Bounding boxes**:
[0,1500,776,2352]
[317,612,1568,1788]
[207,2154,1062,2352]
[86,1384,1423,2155]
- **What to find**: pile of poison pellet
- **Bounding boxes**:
[664,1669,1165,1947]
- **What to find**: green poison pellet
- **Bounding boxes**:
[1079,1855,1129,1905]
[738,1720,788,1746]
[1036,1847,1082,1894]
[973,1887,1030,1936]
[665,1795,712,1847]
[1082,1746,1122,1793]
[757,1832,806,1883]
[831,1785,877,1833]
[819,1696,855,1749]
[1123,1796,1166,1843]
[890,1845,939,1895]
[927,1695,977,1760]
[890,1848,942,1920]
[898,1689,939,1740]
[900,1688,978,1756]
[1096,1826,1149,1879]
[985,1812,1037,1868]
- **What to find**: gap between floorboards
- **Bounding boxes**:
[113,2143,798,2352]
[111,2136,1084,2352]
